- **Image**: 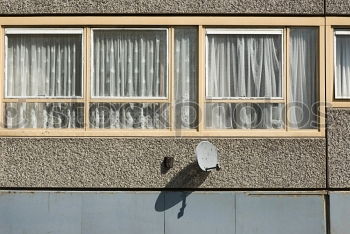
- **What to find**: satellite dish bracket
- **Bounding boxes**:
[205,164,221,172]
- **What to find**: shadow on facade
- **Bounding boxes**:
[155,162,210,218]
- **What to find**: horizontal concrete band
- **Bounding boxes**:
[0,137,326,188]
[0,0,325,15]
[2,1,350,16]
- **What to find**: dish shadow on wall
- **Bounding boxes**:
[155,161,210,218]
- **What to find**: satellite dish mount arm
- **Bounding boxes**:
[205,164,221,171]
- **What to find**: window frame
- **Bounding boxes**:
[333,29,350,99]
[326,17,350,108]
[90,27,170,100]
[0,16,325,137]
[4,28,85,99]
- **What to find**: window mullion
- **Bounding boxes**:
[89,98,169,103]
[285,27,290,131]
[2,98,85,103]
[85,27,91,131]
[0,26,4,129]
[205,99,285,103]
[198,25,205,132]
[319,25,326,134]
[169,27,175,132]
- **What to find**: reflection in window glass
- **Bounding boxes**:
[206,103,284,129]
[5,103,84,128]
[89,103,169,129]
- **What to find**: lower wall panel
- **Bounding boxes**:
[0,191,326,234]
[0,138,326,188]
[330,192,350,234]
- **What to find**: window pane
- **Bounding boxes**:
[206,33,282,99]
[5,103,84,128]
[335,32,350,98]
[92,29,168,98]
[206,103,284,129]
[89,103,169,129]
[289,27,318,129]
[174,27,198,129]
[6,34,82,97]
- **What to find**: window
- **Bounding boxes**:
[90,28,169,129]
[4,28,84,128]
[326,17,350,108]
[205,27,318,130]
[0,17,325,136]
[334,30,350,99]
[205,29,284,129]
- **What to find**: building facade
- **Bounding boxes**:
[0,0,349,233]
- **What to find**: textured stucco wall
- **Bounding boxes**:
[0,0,333,190]
[328,108,350,188]
[0,138,326,188]
[0,0,324,15]
[326,0,350,15]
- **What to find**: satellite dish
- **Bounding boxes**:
[195,141,220,171]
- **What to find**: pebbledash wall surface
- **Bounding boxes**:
[0,0,348,190]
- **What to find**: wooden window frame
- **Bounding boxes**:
[326,17,350,108]
[0,16,325,137]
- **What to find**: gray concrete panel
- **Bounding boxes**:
[236,192,326,234]
[164,191,235,234]
[329,192,350,234]
[0,191,164,234]
[0,191,327,234]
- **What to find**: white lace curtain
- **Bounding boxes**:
[174,28,198,129]
[335,34,350,98]
[6,34,82,97]
[207,34,282,98]
[289,28,317,129]
[92,30,167,98]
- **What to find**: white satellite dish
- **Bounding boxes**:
[195,141,220,171]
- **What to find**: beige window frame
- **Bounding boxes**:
[326,17,350,108]
[0,16,325,137]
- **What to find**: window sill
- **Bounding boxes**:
[0,129,325,137]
